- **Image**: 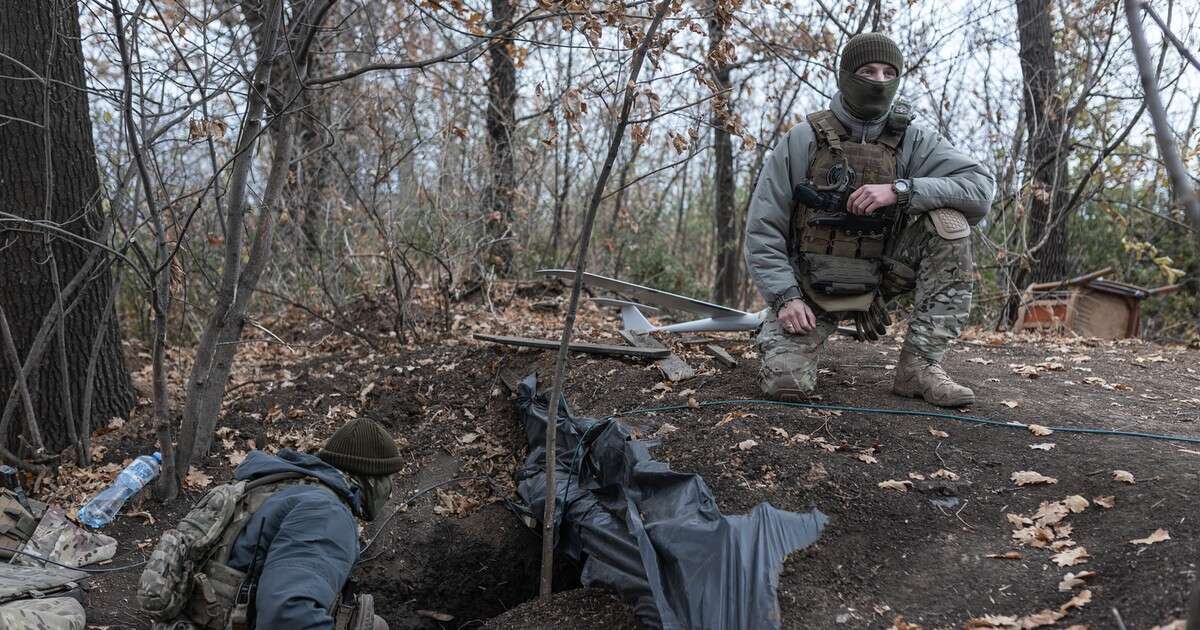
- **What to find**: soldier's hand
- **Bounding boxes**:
[778,299,816,335]
[847,184,897,215]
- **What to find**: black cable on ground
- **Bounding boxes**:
[606,398,1200,445]
[0,546,146,574]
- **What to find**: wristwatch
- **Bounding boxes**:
[892,179,912,210]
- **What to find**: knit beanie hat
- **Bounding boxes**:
[838,32,904,76]
[318,418,404,476]
[837,33,904,121]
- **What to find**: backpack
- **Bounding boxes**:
[137,472,336,628]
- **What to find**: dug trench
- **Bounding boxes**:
[351,328,1200,629]
[81,308,1199,629]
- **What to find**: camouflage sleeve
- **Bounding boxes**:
[253,498,358,630]
[744,125,814,307]
[900,126,996,226]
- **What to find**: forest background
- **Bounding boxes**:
[1,0,1198,496]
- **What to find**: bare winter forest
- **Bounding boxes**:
[2,0,1200,628]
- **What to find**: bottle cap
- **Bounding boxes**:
[151,452,162,463]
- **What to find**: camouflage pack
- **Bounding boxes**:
[0,488,36,560]
[138,480,249,621]
[138,472,337,628]
[0,596,86,630]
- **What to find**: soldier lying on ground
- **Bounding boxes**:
[744,32,996,407]
[139,418,401,630]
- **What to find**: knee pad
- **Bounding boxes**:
[927,209,970,240]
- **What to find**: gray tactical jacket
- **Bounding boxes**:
[744,93,996,307]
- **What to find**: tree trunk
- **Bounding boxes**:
[484,0,517,275]
[0,0,133,456]
[1015,0,1072,283]
[709,3,739,304]
[286,44,333,254]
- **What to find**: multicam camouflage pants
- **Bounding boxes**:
[757,213,973,398]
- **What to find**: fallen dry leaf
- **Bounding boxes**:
[1001,400,1020,408]
[967,357,994,365]
[890,616,922,630]
[1051,546,1090,567]
[736,439,758,451]
[1028,442,1056,451]
[1129,528,1170,545]
[227,450,247,467]
[184,467,212,491]
[1033,501,1069,526]
[1012,364,1041,378]
[1006,513,1032,527]
[1147,621,1186,630]
[1011,470,1058,486]
[930,468,960,481]
[909,472,926,481]
[1018,609,1064,628]
[1063,495,1089,513]
[854,452,879,465]
[878,479,913,492]
[1112,470,1135,484]
[1093,495,1115,509]
[986,551,1022,560]
[1012,525,1056,548]
[1058,571,1097,591]
[928,426,950,438]
[1059,589,1092,612]
[687,397,700,409]
[964,614,1019,629]
[654,423,679,437]
[1027,424,1053,436]
[1054,523,1074,539]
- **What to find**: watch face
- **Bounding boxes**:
[894,180,910,193]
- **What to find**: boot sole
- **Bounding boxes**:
[892,384,975,408]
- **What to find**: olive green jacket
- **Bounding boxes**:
[744,93,996,308]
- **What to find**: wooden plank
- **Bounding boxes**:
[620,329,695,381]
[473,333,669,359]
[705,344,738,368]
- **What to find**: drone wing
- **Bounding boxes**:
[540,269,750,318]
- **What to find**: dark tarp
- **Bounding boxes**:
[510,374,827,630]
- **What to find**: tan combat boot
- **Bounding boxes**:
[892,350,975,407]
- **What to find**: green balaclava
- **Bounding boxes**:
[317,417,403,521]
[837,33,904,121]
[354,474,394,522]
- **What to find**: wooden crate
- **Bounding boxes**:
[1013,268,1181,339]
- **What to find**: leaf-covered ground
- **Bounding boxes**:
[72,284,1198,629]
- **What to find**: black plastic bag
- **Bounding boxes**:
[509,374,827,630]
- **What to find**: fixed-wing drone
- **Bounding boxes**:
[539,269,768,334]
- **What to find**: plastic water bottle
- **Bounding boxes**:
[77,452,162,528]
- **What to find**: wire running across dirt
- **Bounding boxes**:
[0,546,147,574]
[358,475,493,561]
[607,399,1200,445]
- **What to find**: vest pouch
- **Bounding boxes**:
[185,563,244,630]
[805,254,881,296]
[0,490,36,559]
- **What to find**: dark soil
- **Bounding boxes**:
[76,304,1199,629]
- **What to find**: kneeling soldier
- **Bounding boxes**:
[744,33,995,407]
[139,418,401,630]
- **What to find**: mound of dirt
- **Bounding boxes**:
[482,588,639,629]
